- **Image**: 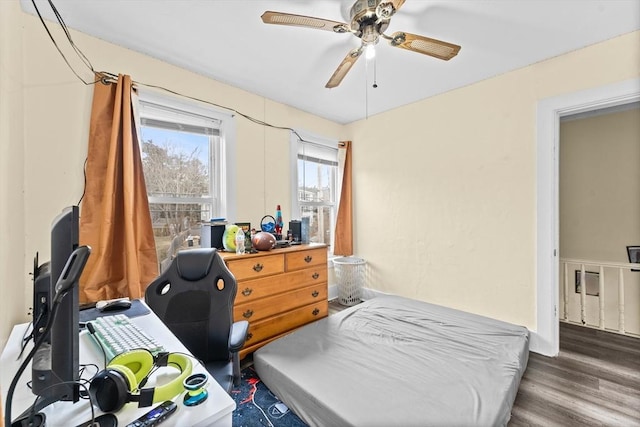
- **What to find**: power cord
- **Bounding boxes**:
[5,246,90,427]
[29,0,100,86]
[31,0,311,144]
[22,381,96,427]
[78,364,100,399]
[33,0,313,210]
[5,291,66,427]
[16,320,35,361]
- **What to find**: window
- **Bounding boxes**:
[137,91,236,269]
[290,132,338,251]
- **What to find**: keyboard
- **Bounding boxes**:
[88,314,165,361]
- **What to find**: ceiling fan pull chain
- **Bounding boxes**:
[373,55,378,89]
[261,3,461,89]
[365,55,369,119]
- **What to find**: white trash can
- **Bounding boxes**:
[333,257,366,306]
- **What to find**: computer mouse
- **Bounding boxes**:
[99,299,132,312]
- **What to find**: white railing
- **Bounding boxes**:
[560,258,639,337]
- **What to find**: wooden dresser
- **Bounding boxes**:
[219,244,328,358]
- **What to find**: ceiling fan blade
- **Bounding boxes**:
[325,47,363,88]
[388,31,461,60]
[261,11,350,33]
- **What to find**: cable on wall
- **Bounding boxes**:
[30,0,100,86]
[263,98,268,215]
[34,0,316,211]
[45,0,95,75]
[32,0,309,144]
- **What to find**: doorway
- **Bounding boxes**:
[559,104,640,334]
[534,78,640,356]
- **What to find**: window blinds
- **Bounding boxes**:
[139,101,221,136]
[298,140,338,166]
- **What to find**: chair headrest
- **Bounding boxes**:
[175,249,217,281]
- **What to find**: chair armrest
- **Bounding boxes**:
[229,320,249,353]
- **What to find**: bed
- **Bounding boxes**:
[253,294,529,427]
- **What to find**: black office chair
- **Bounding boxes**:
[144,248,248,393]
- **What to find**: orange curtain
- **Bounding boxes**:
[79,74,158,302]
[333,140,353,255]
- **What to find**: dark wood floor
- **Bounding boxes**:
[510,322,640,426]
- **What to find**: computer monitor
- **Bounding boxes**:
[31,206,81,407]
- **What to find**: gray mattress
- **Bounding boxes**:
[254,294,529,427]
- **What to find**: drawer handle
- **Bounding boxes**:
[253,263,264,272]
[304,255,313,263]
[246,332,253,341]
[243,309,254,319]
[312,272,320,280]
[242,288,253,297]
[312,308,320,316]
[312,290,319,298]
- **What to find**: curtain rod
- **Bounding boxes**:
[99,72,346,147]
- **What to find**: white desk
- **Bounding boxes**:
[1,308,235,427]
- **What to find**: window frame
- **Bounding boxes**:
[135,89,237,222]
[289,130,339,254]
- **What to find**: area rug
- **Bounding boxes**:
[231,366,307,427]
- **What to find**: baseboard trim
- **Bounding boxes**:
[328,285,389,302]
[328,284,338,301]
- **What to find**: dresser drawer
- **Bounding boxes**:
[234,283,327,323]
[285,247,327,271]
[243,300,328,348]
[235,267,327,303]
[225,253,284,280]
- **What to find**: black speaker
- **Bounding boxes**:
[289,220,301,242]
[289,218,310,243]
[201,224,225,249]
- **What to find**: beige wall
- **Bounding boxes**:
[0,9,344,348]
[559,108,640,334]
[1,2,639,349]
[0,0,27,351]
[345,31,640,331]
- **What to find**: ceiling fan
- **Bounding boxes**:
[261,0,461,88]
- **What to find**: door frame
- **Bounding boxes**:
[534,78,640,356]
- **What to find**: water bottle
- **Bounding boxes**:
[235,227,245,255]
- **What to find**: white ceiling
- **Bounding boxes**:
[20,0,640,124]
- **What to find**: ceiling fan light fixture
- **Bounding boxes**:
[262,0,461,88]
[361,24,380,44]
[365,44,376,59]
